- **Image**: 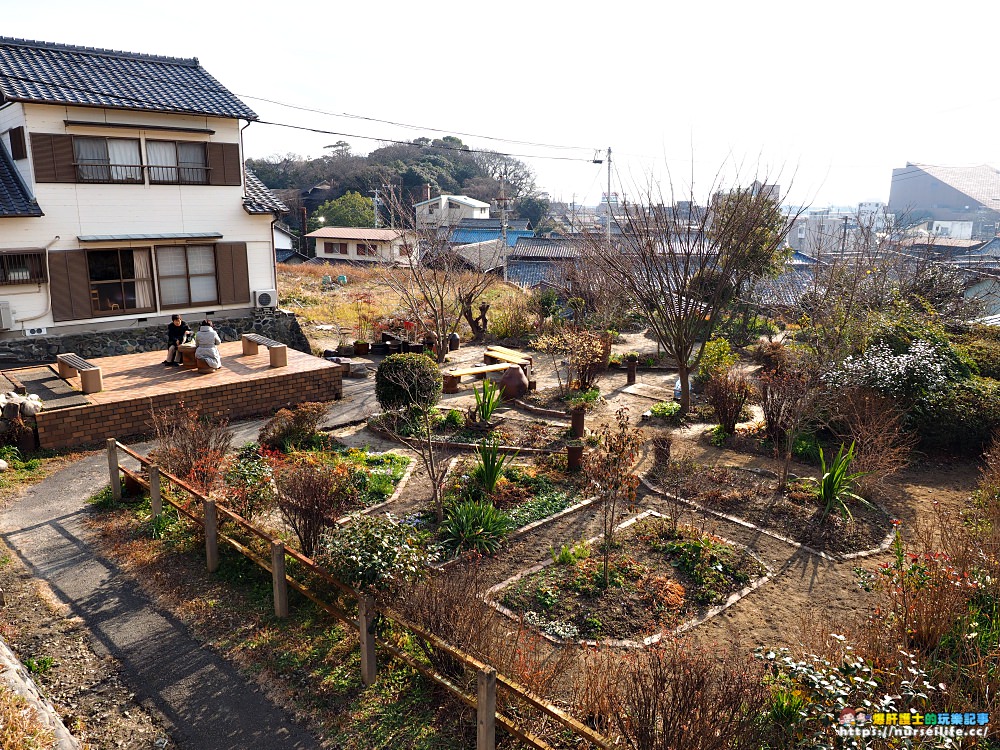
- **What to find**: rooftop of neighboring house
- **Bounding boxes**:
[413,194,490,209]
[897,163,1000,213]
[455,217,531,231]
[507,260,566,289]
[0,36,257,119]
[305,227,408,241]
[510,236,582,259]
[275,248,309,263]
[448,239,506,272]
[243,169,289,215]
[0,143,42,217]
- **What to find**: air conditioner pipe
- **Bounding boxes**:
[17,235,61,327]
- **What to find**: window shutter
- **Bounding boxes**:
[30,133,76,183]
[49,251,92,321]
[9,127,26,160]
[215,242,250,304]
[207,142,242,186]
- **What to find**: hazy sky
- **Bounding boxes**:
[6,1,996,208]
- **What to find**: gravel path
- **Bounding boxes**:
[1,451,322,750]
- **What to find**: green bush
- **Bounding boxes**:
[695,339,738,385]
[440,500,511,555]
[650,401,682,421]
[956,329,1000,380]
[374,353,443,412]
[808,442,872,523]
[911,376,1000,452]
[222,442,276,521]
[443,408,465,428]
[317,513,437,597]
[471,437,517,495]
[258,402,328,451]
[552,540,590,565]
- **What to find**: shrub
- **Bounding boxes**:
[471,437,518,495]
[472,378,502,423]
[222,442,276,521]
[552,540,590,565]
[258,402,328,451]
[440,500,511,555]
[694,338,737,385]
[374,353,443,412]
[149,405,233,492]
[649,401,681,421]
[488,294,534,340]
[824,339,956,404]
[443,408,465,428]
[809,442,871,523]
[750,340,790,373]
[318,513,436,599]
[704,367,754,434]
[275,461,356,557]
[911,376,1000,452]
[956,326,1000,379]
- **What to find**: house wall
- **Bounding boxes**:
[0,104,276,336]
[314,235,412,263]
[415,196,488,228]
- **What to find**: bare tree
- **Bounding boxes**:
[757,368,820,488]
[585,173,798,412]
[376,193,497,358]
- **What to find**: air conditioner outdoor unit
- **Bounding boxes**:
[254,289,278,308]
[0,302,12,331]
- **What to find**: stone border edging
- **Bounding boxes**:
[0,637,80,749]
[639,473,838,561]
[484,509,774,649]
[334,451,418,525]
[512,400,569,420]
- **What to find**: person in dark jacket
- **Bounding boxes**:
[164,314,191,366]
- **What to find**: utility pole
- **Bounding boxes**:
[370,187,380,228]
[840,215,848,253]
[497,179,510,283]
[606,147,612,245]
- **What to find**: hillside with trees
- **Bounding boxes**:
[247,136,549,229]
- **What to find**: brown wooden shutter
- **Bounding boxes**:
[49,251,93,321]
[30,133,76,182]
[9,127,26,160]
[207,142,242,186]
[215,242,250,304]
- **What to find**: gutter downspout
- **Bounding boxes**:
[239,118,277,292]
[18,235,61,327]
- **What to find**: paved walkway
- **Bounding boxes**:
[1,451,321,750]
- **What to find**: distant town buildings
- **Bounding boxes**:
[888,162,1000,240]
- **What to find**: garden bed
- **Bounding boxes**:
[652,462,890,556]
[493,513,767,644]
[521,386,607,415]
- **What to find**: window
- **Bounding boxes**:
[147,141,208,184]
[398,243,412,257]
[156,245,218,307]
[324,242,348,255]
[0,251,46,286]
[358,243,378,256]
[72,137,142,183]
[87,248,155,314]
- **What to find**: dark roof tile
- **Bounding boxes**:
[0,36,256,119]
[0,144,42,218]
[244,168,288,215]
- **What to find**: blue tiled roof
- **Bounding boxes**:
[244,168,288,215]
[0,143,42,218]
[507,260,566,288]
[449,227,533,247]
[0,37,257,120]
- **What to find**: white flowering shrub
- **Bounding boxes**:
[825,340,953,402]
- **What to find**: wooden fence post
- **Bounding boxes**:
[106,438,121,501]
[203,499,219,573]
[359,595,377,686]
[149,465,162,518]
[477,667,497,750]
[271,541,289,618]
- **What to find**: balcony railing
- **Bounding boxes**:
[73,163,208,185]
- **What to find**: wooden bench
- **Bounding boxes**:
[241,333,288,368]
[56,353,103,393]
[443,363,510,394]
[484,348,531,374]
[486,345,533,367]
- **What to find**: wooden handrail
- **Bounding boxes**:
[113,438,611,749]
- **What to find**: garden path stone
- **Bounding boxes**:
[1,450,321,750]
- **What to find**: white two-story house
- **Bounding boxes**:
[414,195,490,229]
[0,36,286,340]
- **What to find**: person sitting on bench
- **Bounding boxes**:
[163,314,191,366]
[194,319,222,370]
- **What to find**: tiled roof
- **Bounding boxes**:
[306,227,408,241]
[0,36,257,120]
[753,269,815,307]
[0,143,42,217]
[275,249,308,263]
[510,237,582,259]
[449,227,533,247]
[451,239,505,271]
[456,217,531,231]
[507,260,567,288]
[244,168,288,215]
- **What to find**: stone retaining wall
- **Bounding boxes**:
[0,309,310,366]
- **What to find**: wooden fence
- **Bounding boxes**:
[107,439,611,750]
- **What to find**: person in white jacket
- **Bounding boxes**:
[194,320,222,370]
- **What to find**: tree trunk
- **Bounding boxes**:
[678,362,691,413]
[462,304,485,343]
